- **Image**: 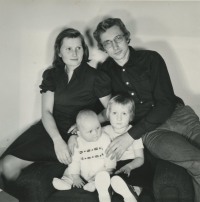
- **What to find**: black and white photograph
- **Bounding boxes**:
[0,1,200,202]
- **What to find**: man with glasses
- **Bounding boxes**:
[93,18,200,202]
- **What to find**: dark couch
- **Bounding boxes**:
[5,148,194,202]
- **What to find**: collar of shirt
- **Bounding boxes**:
[73,61,87,84]
[60,61,87,84]
[127,46,138,66]
[111,46,138,69]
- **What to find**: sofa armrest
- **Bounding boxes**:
[9,162,66,202]
[153,160,194,202]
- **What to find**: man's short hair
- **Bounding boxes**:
[93,18,131,51]
[106,94,135,122]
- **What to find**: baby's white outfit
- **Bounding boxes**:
[53,132,116,192]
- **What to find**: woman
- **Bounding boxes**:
[0,28,111,182]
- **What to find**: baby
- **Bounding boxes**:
[104,94,144,202]
[53,109,116,202]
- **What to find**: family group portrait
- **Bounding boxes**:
[0,1,200,202]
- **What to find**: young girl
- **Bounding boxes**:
[103,94,144,202]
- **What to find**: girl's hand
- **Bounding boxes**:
[115,164,132,177]
[68,123,78,134]
[68,135,78,155]
[53,137,71,165]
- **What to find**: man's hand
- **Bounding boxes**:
[105,132,134,160]
[115,164,132,177]
[72,175,85,188]
[68,135,78,156]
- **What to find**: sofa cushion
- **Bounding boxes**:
[9,162,66,202]
[153,160,194,202]
[46,186,154,202]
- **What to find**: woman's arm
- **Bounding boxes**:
[99,94,111,108]
[98,94,111,123]
[98,109,108,123]
[42,91,71,165]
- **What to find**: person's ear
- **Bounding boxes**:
[77,131,81,137]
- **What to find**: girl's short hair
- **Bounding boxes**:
[93,18,131,51]
[53,28,89,67]
[106,94,135,122]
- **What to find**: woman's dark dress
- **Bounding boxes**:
[1,62,111,162]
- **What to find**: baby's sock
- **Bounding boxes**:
[95,171,111,202]
[52,176,73,190]
[83,181,96,192]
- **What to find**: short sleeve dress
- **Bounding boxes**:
[1,62,111,162]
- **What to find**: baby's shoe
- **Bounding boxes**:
[52,176,73,190]
[83,181,96,192]
[95,171,111,202]
[111,176,138,202]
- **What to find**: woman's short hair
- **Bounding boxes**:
[106,94,135,122]
[93,18,131,51]
[53,28,89,67]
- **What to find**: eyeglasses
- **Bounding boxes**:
[102,35,124,50]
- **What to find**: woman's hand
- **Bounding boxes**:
[68,135,78,155]
[115,164,132,177]
[68,123,78,134]
[53,137,71,165]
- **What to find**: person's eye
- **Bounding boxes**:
[76,46,82,50]
[112,112,117,115]
[66,48,71,51]
[123,112,127,115]
[116,35,122,42]
[104,41,111,46]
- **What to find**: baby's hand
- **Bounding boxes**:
[115,164,132,177]
[68,124,78,134]
[72,175,85,188]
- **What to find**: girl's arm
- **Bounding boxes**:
[42,91,71,165]
[125,148,144,170]
[115,148,144,177]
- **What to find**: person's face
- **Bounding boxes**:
[100,25,129,62]
[59,37,84,68]
[109,103,131,132]
[78,117,102,142]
